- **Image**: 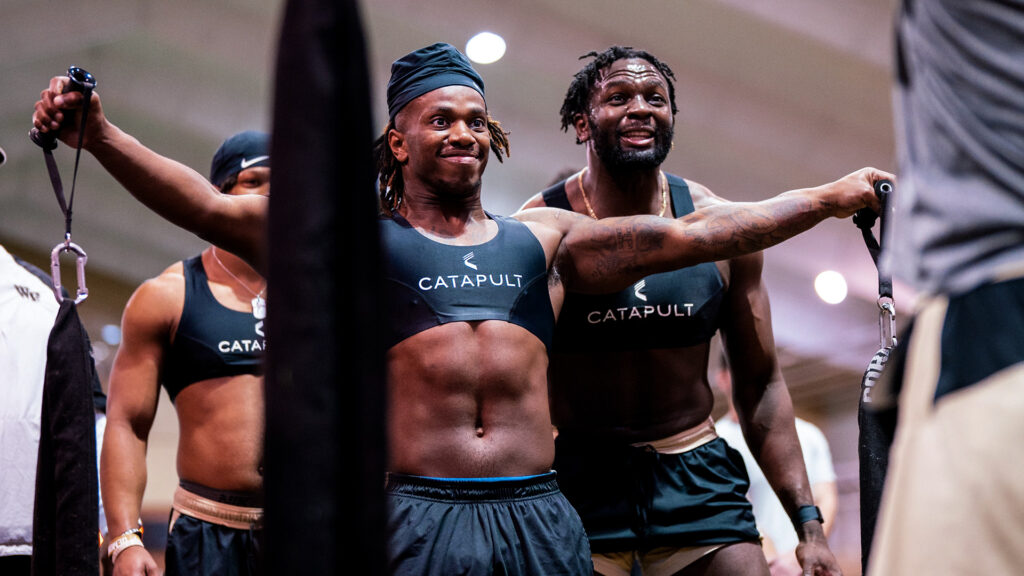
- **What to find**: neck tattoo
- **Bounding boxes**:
[210,246,267,320]
[576,167,668,219]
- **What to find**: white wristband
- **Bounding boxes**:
[108,532,144,564]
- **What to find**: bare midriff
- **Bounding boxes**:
[387,320,555,478]
[173,373,264,493]
[549,342,715,443]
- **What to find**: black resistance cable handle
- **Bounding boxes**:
[853,179,893,232]
[29,66,96,151]
[853,178,895,299]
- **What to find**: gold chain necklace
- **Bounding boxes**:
[576,167,668,219]
[210,246,267,320]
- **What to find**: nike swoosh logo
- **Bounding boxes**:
[239,155,270,169]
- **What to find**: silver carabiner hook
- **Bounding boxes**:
[50,237,88,304]
[878,297,896,349]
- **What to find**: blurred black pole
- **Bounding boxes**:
[264,0,386,574]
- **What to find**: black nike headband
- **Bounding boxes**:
[386,42,486,122]
[210,130,270,188]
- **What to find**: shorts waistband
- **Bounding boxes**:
[631,417,718,454]
[178,480,263,507]
[385,471,559,501]
[173,485,264,530]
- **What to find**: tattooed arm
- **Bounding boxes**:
[515,167,890,294]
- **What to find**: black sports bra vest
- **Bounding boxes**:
[380,213,555,350]
[162,255,265,401]
[540,173,724,351]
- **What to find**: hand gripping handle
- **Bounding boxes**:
[30,66,97,150]
[853,179,893,231]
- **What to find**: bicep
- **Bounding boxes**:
[106,284,175,435]
[557,209,768,294]
[529,209,742,294]
[556,215,677,294]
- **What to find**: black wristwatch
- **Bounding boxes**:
[792,505,824,530]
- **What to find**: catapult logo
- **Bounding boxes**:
[217,321,266,354]
[633,280,648,302]
[416,253,525,292]
[586,280,695,324]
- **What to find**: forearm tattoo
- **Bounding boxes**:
[572,218,666,280]
[562,192,828,291]
[680,195,822,258]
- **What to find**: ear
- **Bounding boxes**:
[388,128,408,164]
[573,113,590,144]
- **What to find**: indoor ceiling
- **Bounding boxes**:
[0,0,908,404]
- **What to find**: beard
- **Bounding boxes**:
[590,115,674,171]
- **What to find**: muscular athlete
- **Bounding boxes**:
[519,47,840,576]
[100,133,270,576]
[33,43,888,574]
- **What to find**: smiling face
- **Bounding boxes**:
[389,85,490,200]
[578,57,675,171]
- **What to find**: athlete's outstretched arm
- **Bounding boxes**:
[517,167,890,294]
[32,76,267,271]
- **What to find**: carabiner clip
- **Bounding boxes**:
[878,297,896,349]
[50,236,88,304]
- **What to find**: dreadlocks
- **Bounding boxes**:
[373,117,511,214]
[559,46,679,141]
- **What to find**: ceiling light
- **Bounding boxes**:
[814,270,848,304]
[466,32,506,64]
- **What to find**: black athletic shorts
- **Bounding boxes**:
[553,435,760,553]
[386,471,593,575]
[164,482,263,576]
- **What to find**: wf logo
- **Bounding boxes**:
[15,285,40,302]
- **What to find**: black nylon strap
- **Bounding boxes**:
[43,82,94,239]
[853,181,893,298]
